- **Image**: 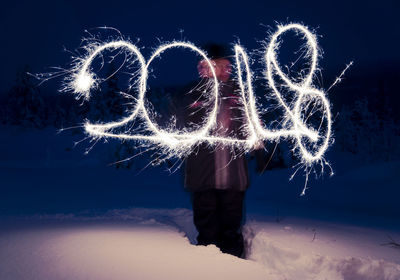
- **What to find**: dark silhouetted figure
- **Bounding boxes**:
[184,44,255,258]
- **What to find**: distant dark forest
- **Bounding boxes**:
[0,62,399,168]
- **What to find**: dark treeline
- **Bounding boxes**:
[0,62,399,168]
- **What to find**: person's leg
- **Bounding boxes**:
[192,189,219,246]
[216,190,245,258]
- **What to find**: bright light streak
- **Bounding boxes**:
[58,23,339,193]
[73,71,95,95]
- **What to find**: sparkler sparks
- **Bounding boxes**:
[53,23,341,193]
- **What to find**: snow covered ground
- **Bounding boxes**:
[1,209,399,280]
[0,126,400,279]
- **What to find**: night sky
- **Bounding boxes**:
[1,0,399,93]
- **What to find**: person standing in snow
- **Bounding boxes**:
[184,44,256,258]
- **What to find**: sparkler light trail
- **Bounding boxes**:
[55,23,339,193]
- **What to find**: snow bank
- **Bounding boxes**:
[1,209,399,280]
[0,217,268,280]
[245,222,400,280]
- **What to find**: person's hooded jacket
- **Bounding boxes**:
[183,79,249,192]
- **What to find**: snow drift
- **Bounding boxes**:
[1,208,399,280]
